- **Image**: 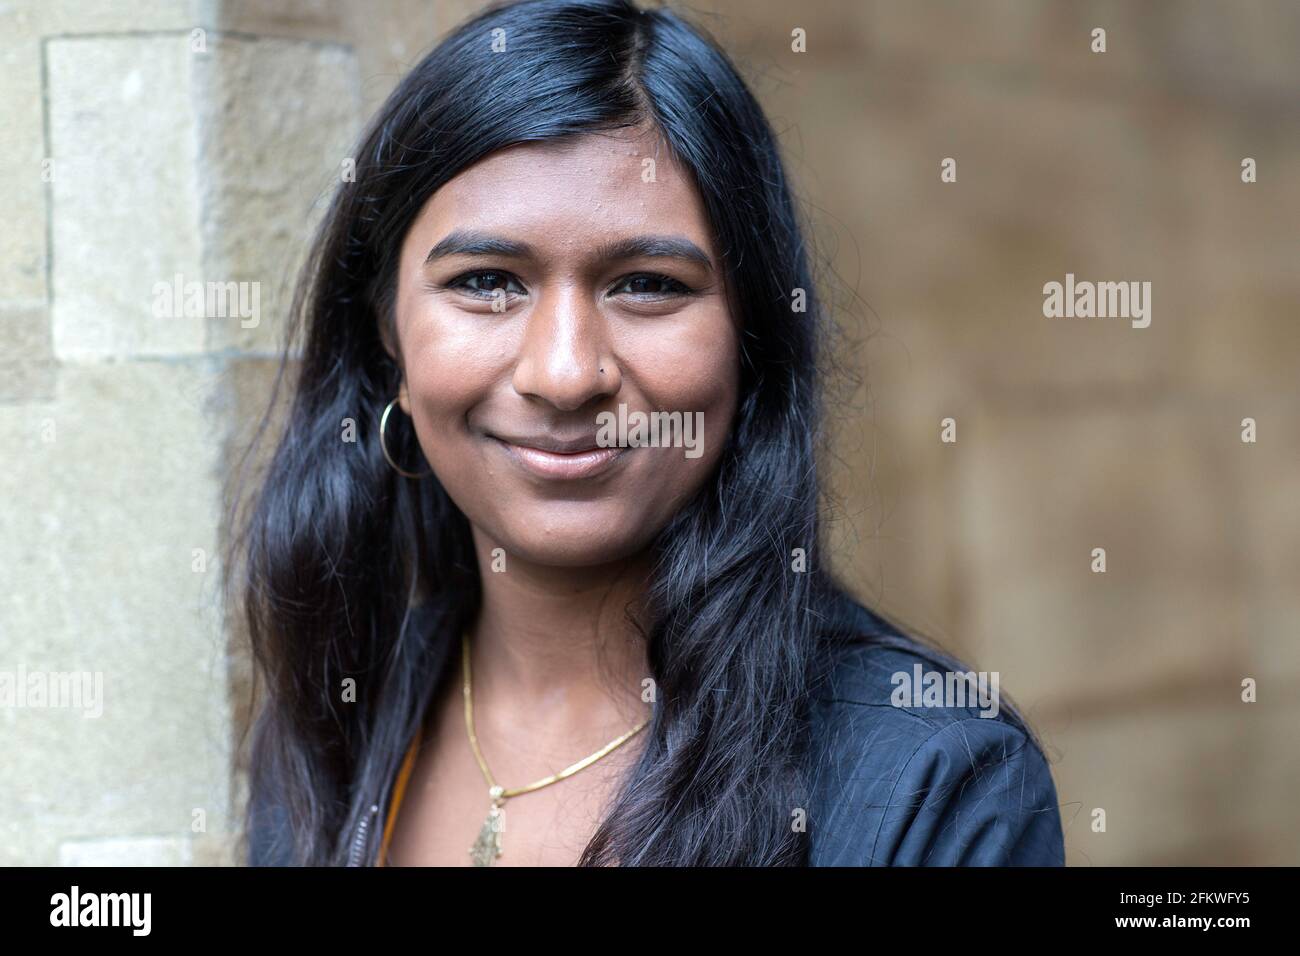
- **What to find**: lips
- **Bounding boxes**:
[492,431,605,454]
[490,435,628,480]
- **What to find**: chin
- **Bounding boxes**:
[494,508,661,569]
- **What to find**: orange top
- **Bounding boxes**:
[376,721,424,866]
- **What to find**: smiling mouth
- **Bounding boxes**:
[490,437,629,480]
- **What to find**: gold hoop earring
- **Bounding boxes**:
[379,397,433,479]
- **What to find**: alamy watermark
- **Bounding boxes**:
[596,402,704,459]
[1043,272,1151,328]
[1,666,103,718]
[891,664,1000,718]
[50,886,150,936]
[151,273,260,328]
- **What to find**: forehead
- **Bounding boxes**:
[406,125,716,254]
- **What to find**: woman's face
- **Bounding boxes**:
[387,125,740,568]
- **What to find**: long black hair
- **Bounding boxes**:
[228,0,1038,866]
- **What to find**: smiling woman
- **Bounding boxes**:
[232,0,1065,867]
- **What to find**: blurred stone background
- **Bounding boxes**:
[1,0,1296,865]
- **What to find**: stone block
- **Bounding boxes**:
[194,34,359,353]
[0,361,231,864]
[47,35,205,358]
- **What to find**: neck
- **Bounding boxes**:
[464,528,654,744]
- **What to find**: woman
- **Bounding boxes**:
[234,0,1065,867]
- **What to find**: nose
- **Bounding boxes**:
[511,284,621,411]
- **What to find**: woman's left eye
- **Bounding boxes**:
[612,274,693,297]
[447,270,526,298]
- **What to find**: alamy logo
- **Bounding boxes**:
[0,666,102,718]
[1043,272,1151,328]
[151,273,260,328]
[50,886,151,936]
[891,664,1001,718]
[596,402,704,459]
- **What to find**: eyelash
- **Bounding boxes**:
[444,270,695,300]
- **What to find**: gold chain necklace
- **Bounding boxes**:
[461,631,651,866]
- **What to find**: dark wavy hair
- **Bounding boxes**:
[228,0,1036,866]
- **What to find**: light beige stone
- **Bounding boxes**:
[1043,701,1253,865]
[1240,696,1300,864]
[200,0,469,115]
[957,399,1244,708]
[0,1,201,308]
[25,0,199,34]
[1233,399,1300,684]
[0,6,49,305]
[194,34,360,353]
[0,361,231,865]
[0,305,57,402]
[58,835,194,866]
[47,35,206,358]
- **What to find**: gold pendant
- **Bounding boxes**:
[470,789,505,866]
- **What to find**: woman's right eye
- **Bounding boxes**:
[449,270,526,298]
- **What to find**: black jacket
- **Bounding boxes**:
[247,600,1065,866]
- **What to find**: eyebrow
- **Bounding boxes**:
[423,229,713,271]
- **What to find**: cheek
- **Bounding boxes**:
[619,311,740,494]
[392,304,502,498]
[404,344,478,423]
[624,308,739,437]
[396,292,506,421]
